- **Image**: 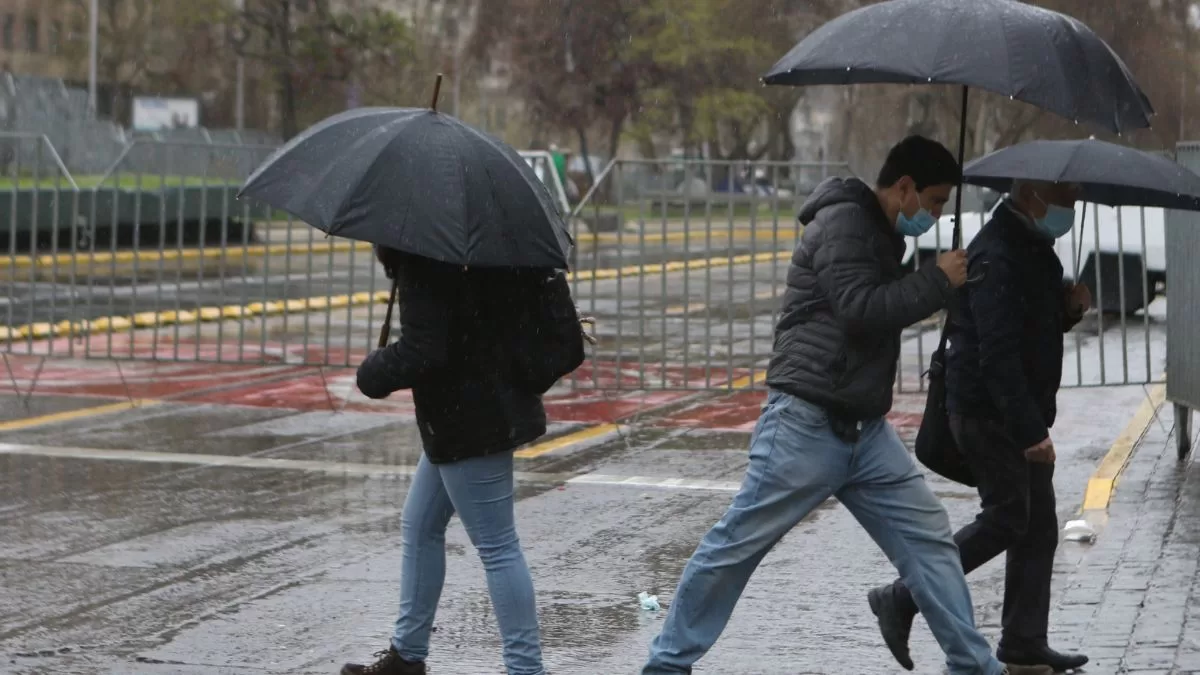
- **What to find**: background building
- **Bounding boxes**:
[0,0,79,79]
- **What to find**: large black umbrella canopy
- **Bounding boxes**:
[963,138,1200,211]
[239,106,573,270]
[762,0,1153,135]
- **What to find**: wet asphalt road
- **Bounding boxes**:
[0,381,1155,674]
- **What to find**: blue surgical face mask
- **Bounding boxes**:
[896,192,936,237]
[1033,194,1075,239]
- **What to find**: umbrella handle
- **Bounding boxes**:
[430,73,443,111]
[377,279,399,349]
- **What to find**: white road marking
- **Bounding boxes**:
[0,442,744,493]
[565,473,741,492]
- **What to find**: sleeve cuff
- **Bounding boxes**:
[356,349,396,399]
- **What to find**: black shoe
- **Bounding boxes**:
[868,584,915,671]
[340,646,427,675]
[997,643,1088,673]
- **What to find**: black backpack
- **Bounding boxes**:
[494,269,588,395]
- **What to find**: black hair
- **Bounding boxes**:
[875,135,962,191]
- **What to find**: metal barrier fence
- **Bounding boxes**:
[560,158,848,392]
[0,134,572,369]
[559,159,1169,393]
[0,139,1172,396]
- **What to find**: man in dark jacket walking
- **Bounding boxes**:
[641,136,1009,675]
[869,179,1091,673]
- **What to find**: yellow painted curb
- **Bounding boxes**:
[727,370,770,391]
[0,399,161,433]
[665,287,781,317]
[1081,383,1166,514]
[576,228,796,247]
[0,240,374,271]
[1,251,793,344]
[514,423,623,459]
[2,227,801,271]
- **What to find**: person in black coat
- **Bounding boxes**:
[870,179,1091,673]
[340,247,550,675]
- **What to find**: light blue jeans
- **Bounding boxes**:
[391,451,543,675]
[643,391,1004,675]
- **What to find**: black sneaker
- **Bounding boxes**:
[868,584,916,670]
[340,646,426,675]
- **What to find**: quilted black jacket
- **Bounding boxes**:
[765,177,954,420]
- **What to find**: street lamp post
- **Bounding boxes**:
[87,0,98,118]
[235,0,245,131]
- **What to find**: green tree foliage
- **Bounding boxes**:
[628,0,804,161]
[472,0,644,175]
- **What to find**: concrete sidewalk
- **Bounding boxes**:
[1039,395,1200,674]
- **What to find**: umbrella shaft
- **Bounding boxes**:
[954,85,969,251]
[378,280,400,348]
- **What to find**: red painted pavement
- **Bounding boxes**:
[1,354,699,425]
[2,351,923,432]
[652,390,927,437]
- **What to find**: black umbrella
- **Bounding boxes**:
[238,106,571,271]
[963,138,1200,211]
[238,76,573,347]
[763,0,1154,246]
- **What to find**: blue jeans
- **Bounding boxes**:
[391,451,543,675]
[643,391,1004,675]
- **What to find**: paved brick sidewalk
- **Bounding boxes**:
[1044,407,1200,674]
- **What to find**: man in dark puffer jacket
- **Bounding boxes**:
[642,136,1008,675]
